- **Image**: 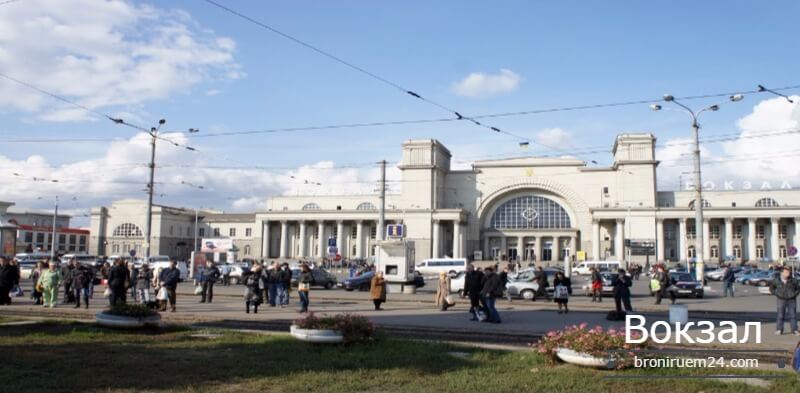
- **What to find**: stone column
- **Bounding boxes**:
[483,235,490,260]
[553,236,561,262]
[592,220,600,260]
[432,220,441,258]
[795,217,800,249]
[298,221,307,258]
[453,221,462,258]
[279,221,288,258]
[500,236,507,260]
[336,221,344,257]
[261,220,270,259]
[356,221,364,259]
[656,219,664,261]
[747,218,757,261]
[771,217,781,261]
[534,236,542,263]
[615,219,625,261]
[317,221,326,260]
[724,218,733,259]
[702,219,711,261]
[518,235,525,262]
[570,235,577,260]
[679,218,687,261]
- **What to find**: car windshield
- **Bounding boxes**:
[673,273,694,282]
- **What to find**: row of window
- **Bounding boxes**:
[687,197,781,209]
[665,224,789,240]
[21,231,86,245]
[683,244,789,259]
[300,202,377,211]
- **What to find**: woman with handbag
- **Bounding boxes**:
[244,264,264,314]
[435,272,452,311]
[370,271,387,311]
[31,261,45,305]
[297,263,312,313]
[553,271,572,314]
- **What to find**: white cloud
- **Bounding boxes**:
[0,0,240,121]
[535,128,572,148]
[451,69,521,98]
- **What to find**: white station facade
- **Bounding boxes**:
[90,133,800,266]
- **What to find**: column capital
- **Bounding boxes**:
[280,220,288,225]
[615,218,624,224]
[724,217,734,223]
[748,217,757,223]
[336,220,344,225]
[656,218,664,223]
[679,218,687,224]
[770,217,781,223]
[297,219,306,224]
[703,218,710,223]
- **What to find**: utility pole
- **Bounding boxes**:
[194,207,199,252]
[50,196,58,261]
[378,160,386,241]
[144,119,165,260]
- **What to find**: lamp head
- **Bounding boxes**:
[663,94,674,102]
[159,119,166,125]
[730,94,744,102]
[708,105,720,112]
[650,104,662,111]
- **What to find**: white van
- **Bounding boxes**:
[572,261,621,276]
[60,254,100,267]
[147,257,189,281]
[415,258,467,276]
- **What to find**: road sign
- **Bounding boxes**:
[387,224,404,238]
[129,249,136,257]
[328,237,336,247]
[789,246,798,257]
[334,254,342,262]
[629,239,655,256]
[327,246,338,257]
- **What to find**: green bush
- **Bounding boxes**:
[294,313,374,343]
[105,303,158,318]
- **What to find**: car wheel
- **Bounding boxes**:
[695,293,704,299]
[521,289,534,301]
[324,281,334,290]
[345,288,354,292]
[757,280,768,287]
[359,283,370,291]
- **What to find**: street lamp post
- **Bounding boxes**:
[50,196,58,261]
[651,94,743,281]
[144,119,166,260]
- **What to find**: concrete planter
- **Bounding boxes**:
[290,325,344,343]
[556,348,613,368]
[95,312,161,329]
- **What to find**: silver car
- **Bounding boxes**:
[506,269,558,300]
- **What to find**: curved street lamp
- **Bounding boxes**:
[651,94,743,281]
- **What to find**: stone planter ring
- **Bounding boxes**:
[556,348,614,368]
[95,312,161,329]
[290,325,344,343]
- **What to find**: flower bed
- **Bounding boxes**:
[96,304,161,329]
[291,313,374,344]
[534,323,648,369]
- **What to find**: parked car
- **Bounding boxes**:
[506,268,559,300]
[740,270,776,286]
[291,267,337,289]
[667,272,704,298]
[571,261,621,275]
[415,258,467,276]
[581,272,615,297]
[705,266,741,281]
[735,269,767,284]
[222,263,249,285]
[450,271,465,295]
[339,271,424,291]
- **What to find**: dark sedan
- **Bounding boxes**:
[290,267,337,289]
[339,271,425,291]
[668,272,704,298]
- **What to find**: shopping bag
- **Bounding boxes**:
[11,286,24,297]
[445,295,455,306]
[103,288,111,298]
[650,279,661,292]
[156,287,168,301]
[194,285,203,295]
[554,285,569,299]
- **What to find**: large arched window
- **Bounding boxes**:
[112,223,143,237]
[755,198,779,207]
[356,202,376,210]
[688,199,711,209]
[489,195,571,229]
[301,203,321,211]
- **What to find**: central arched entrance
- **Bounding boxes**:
[481,192,579,264]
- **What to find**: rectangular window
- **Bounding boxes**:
[69,234,76,244]
[710,225,720,239]
[213,228,220,237]
[79,236,86,245]
[199,228,205,237]
[665,228,674,240]
[78,245,86,252]
[710,246,719,258]
[756,246,764,258]
[36,233,44,243]
[68,245,76,251]
[245,228,252,237]
[24,232,33,243]
[351,226,357,239]
[687,247,696,258]
[779,225,787,239]
[229,228,236,237]
[112,244,120,253]
[734,225,743,239]
[756,225,765,239]
[686,227,696,239]
[780,246,787,258]
[733,246,742,258]
[169,226,174,235]
[59,234,66,244]
[370,227,377,240]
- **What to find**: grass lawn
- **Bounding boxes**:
[0,320,797,393]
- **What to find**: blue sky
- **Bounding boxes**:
[1,0,799,221]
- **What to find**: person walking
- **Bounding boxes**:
[279,263,292,307]
[38,262,62,308]
[129,262,139,302]
[244,265,264,314]
[136,263,153,304]
[722,263,736,297]
[61,259,75,304]
[0,256,20,305]
[159,259,181,312]
[297,263,312,313]
[266,262,281,307]
[108,259,129,306]
[221,263,231,286]
[30,261,45,305]
[370,271,386,310]
[590,267,603,302]
[200,262,221,303]
[653,266,675,305]
[500,266,512,302]
[611,268,633,314]
[463,264,485,321]
[435,272,452,311]
[532,266,550,301]
[72,263,92,309]
[553,271,572,314]
[479,267,502,323]
[769,267,800,335]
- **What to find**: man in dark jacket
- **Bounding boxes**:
[129,263,139,302]
[479,267,503,323]
[462,264,485,320]
[611,268,633,314]
[499,266,511,302]
[107,259,129,306]
[532,266,550,301]
[72,263,92,309]
[0,257,20,305]
[769,267,800,335]
[266,262,282,307]
[279,263,292,307]
[722,264,736,297]
[62,259,76,304]
[159,259,181,312]
[200,262,221,303]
